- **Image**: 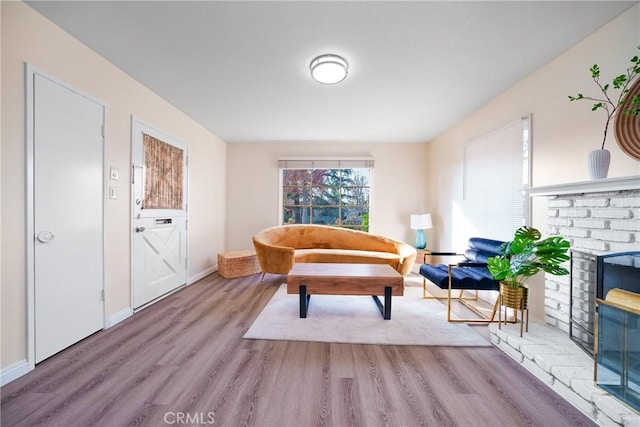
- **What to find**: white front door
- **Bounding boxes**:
[31,72,105,363]
[132,118,188,309]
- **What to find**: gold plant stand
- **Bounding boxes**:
[498,282,529,337]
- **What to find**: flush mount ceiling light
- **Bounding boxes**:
[310,54,348,84]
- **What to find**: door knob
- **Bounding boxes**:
[36,231,55,243]
[136,226,146,233]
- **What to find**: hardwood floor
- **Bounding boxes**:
[1,273,594,427]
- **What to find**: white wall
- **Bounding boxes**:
[425,5,640,319]
[1,2,226,370]
[226,142,429,250]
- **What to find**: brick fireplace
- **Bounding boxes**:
[544,187,640,333]
[489,176,640,426]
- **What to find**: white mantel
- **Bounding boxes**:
[525,175,639,197]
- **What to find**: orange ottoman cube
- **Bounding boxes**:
[217,250,261,279]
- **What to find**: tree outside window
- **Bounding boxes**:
[282,168,370,231]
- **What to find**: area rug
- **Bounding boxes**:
[243,285,491,346]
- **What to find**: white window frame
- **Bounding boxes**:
[278,157,374,230]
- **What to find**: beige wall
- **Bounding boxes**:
[1,2,226,369]
[226,143,429,250]
[3,1,638,373]
[0,1,3,372]
[425,5,640,319]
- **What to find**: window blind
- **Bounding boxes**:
[278,158,375,169]
[462,116,530,241]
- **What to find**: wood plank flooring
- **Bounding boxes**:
[1,273,595,427]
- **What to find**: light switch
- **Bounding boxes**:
[110,167,119,180]
[109,187,117,199]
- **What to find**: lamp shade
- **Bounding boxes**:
[410,213,432,230]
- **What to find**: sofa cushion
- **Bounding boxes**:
[419,263,499,291]
[463,249,492,263]
[295,249,401,267]
[463,238,505,263]
[468,237,505,255]
[269,224,407,253]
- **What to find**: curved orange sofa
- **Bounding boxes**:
[252,224,417,276]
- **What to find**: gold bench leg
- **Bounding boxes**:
[422,265,503,324]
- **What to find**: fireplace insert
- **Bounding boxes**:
[597,251,640,300]
[569,250,640,356]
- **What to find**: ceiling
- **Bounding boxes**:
[26,1,636,144]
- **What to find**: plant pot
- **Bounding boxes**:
[500,282,528,310]
[499,282,529,336]
[587,148,610,180]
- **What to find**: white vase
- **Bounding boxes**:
[588,149,610,180]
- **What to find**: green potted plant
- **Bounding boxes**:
[568,45,640,179]
[487,226,570,311]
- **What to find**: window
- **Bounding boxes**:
[279,159,373,231]
[461,116,531,240]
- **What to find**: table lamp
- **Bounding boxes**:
[410,213,432,249]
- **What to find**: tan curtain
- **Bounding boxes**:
[143,133,183,210]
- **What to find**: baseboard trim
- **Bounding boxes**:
[188,265,217,285]
[106,307,133,328]
[1,359,30,386]
[133,266,217,314]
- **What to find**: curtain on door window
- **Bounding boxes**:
[143,133,184,210]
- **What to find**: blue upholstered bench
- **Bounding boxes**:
[419,237,505,323]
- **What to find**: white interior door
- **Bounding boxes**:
[132,119,188,309]
[32,72,105,363]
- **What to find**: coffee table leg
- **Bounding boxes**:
[372,295,383,317]
[299,284,310,318]
[384,286,392,320]
[371,286,392,320]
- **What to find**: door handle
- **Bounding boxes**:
[36,231,55,243]
[136,226,146,233]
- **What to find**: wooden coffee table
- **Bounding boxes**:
[286,263,404,320]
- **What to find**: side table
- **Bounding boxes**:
[412,249,432,275]
[417,249,432,265]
